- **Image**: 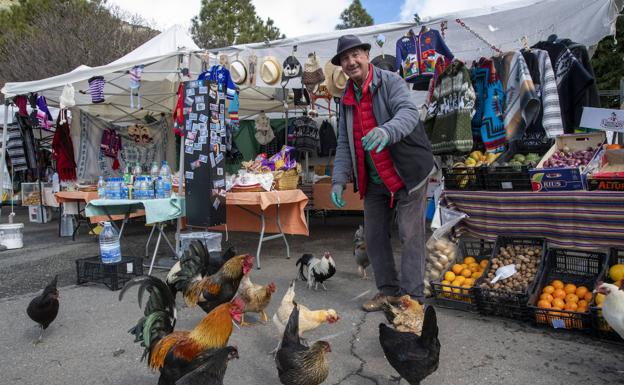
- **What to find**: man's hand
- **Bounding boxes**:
[331,184,345,208]
[362,127,389,153]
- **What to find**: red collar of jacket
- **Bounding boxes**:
[342,64,374,106]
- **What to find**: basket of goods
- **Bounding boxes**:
[484,140,551,191]
[268,146,300,191]
[441,151,499,190]
[591,247,624,341]
[476,237,546,320]
[529,248,607,331]
[430,238,494,312]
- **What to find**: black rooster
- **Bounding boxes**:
[276,302,331,385]
[296,252,336,290]
[379,306,440,385]
[26,275,60,343]
[175,346,239,385]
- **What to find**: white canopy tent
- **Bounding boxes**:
[1,0,622,203]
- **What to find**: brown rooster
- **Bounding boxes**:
[276,303,331,385]
[119,276,244,385]
[238,275,276,325]
[381,295,424,335]
[184,254,254,314]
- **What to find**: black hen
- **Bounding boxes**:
[379,306,440,385]
[175,346,239,385]
[296,252,336,290]
[27,275,60,343]
[275,302,331,385]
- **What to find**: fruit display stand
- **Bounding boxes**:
[591,247,624,342]
[528,248,607,331]
[483,141,550,191]
[476,237,546,321]
[441,151,499,191]
[430,238,494,312]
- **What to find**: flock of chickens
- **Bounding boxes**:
[26,228,624,384]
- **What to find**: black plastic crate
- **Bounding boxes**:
[591,247,624,342]
[76,256,143,291]
[484,141,550,191]
[442,166,485,190]
[431,238,494,312]
[529,248,607,331]
[476,237,546,320]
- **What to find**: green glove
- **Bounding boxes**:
[362,127,389,153]
[331,184,345,208]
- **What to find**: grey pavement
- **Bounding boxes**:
[0,206,623,385]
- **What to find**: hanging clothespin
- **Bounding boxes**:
[413,13,421,26]
[440,20,448,39]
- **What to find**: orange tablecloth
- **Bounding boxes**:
[54,191,145,223]
[312,183,363,211]
[209,189,309,235]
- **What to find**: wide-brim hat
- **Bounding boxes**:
[230,60,247,85]
[331,34,371,66]
[260,56,282,86]
[324,61,349,98]
[371,54,397,72]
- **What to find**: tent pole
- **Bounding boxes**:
[0,104,9,220]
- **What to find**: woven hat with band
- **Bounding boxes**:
[324,61,348,98]
[260,56,282,86]
[230,60,247,85]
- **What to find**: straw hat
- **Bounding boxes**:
[230,60,247,85]
[260,56,282,86]
[324,61,349,98]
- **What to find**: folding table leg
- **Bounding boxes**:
[145,224,157,258]
[148,224,163,276]
[255,211,266,269]
[275,203,290,260]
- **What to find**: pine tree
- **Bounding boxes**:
[591,12,624,108]
[335,0,374,30]
[191,0,284,49]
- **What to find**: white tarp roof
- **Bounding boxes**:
[2,0,622,119]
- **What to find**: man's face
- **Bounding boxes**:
[339,48,370,84]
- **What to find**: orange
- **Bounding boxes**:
[543,285,555,294]
[461,263,468,270]
[577,305,588,313]
[472,271,482,279]
[595,293,605,306]
[463,256,476,265]
[540,293,554,303]
[444,271,456,282]
[461,269,472,278]
[575,286,589,299]
[464,278,475,287]
[552,298,565,309]
[468,263,480,272]
[552,289,566,300]
[454,276,466,285]
[480,260,489,269]
[564,302,578,312]
[564,284,577,295]
[537,300,551,309]
[577,300,588,308]
[583,292,593,302]
[565,293,579,304]
[451,264,463,275]
[551,280,564,290]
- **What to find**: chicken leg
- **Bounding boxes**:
[34,325,44,345]
[261,310,269,323]
[240,314,252,327]
[358,266,369,280]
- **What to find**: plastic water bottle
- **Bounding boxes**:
[97,176,106,198]
[132,163,142,180]
[99,222,122,264]
[155,177,165,199]
[121,181,129,200]
[159,160,172,198]
[51,172,60,193]
[146,176,155,199]
[150,162,160,180]
[133,177,142,200]
[139,177,150,200]
[123,166,132,185]
[105,178,112,199]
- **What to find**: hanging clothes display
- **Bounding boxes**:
[52,110,77,181]
[5,121,28,172]
[100,127,123,170]
[198,65,237,100]
[15,113,38,170]
[291,115,319,158]
[532,40,594,133]
[425,60,475,154]
[317,120,337,157]
[470,58,506,153]
[395,28,454,90]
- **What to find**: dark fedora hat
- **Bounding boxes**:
[331,35,371,65]
[371,54,397,72]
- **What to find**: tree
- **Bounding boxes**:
[335,0,374,30]
[591,11,624,108]
[191,0,284,49]
[0,0,157,92]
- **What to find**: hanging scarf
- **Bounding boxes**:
[52,110,77,181]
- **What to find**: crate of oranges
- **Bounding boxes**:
[431,238,494,312]
[529,248,608,331]
[590,247,624,342]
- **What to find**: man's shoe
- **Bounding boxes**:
[362,292,400,312]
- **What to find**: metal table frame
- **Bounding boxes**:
[236,203,290,269]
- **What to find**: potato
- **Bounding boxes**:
[438,255,449,265]
[430,270,440,280]
[433,261,444,271]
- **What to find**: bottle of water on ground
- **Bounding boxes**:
[100,222,121,264]
[159,160,172,198]
[97,176,106,198]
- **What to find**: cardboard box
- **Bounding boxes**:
[528,133,605,192]
[586,147,624,191]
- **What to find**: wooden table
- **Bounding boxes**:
[312,183,363,211]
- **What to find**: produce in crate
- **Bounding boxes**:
[424,238,457,296]
[479,244,541,292]
[449,151,500,188]
[495,153,541,168]
[439,256,488,299]
[593,263,624,307]
[536,281,592,313]
[541,146,597,168]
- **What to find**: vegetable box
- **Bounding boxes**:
[528,133,605,192]
[586,146,624,191]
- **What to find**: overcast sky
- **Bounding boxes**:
[108,0,520,38]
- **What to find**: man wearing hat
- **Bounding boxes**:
[330,34,435,310]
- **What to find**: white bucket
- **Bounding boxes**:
[0,223,24,249]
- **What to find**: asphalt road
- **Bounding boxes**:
[1,207,623,385]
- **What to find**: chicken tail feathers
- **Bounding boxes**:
[281,302,300,348]
[421,306,438,347]
[295,254,313,281]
